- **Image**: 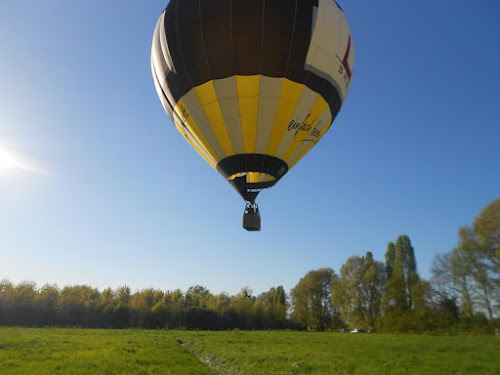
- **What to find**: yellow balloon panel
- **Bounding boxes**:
[173,76,332,172]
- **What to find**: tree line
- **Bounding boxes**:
[1,197,498,332]
[0,282,288,330]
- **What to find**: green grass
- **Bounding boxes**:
[1,328,499,375]
[0,327,212,375]
[177,330,500,374]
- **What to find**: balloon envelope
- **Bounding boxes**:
[151,0,354,202]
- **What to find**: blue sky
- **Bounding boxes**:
[1,0,499,296]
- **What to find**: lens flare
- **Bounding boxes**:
[0,145,46,175]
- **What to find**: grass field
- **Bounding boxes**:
[0,328,499,374]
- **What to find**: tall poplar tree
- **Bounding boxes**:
[384,243,407,311]
[385,242,396,279]
[395,235,420,308]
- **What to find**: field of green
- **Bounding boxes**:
[0,328,499,375]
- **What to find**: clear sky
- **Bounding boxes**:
[1,1,499,296]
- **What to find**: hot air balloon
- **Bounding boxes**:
[151,0,354,231]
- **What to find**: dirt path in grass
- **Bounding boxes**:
[177,338,241,375]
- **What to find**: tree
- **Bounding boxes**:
[383,236,422,310]
[230,287,255,329]
[273,286,287,325]
[185,285,212,310]
[431,197,500,320]
[0,280,14,325]
[291,268,336,331]
[113,285,132,328]
[431,252,469,324]
[385,242,395,279]
[383,243,407,312]
[454,227,497,319]
[130,288,164,328]
[255,286,287,329]
[332,252,386,331]
[115,285,131,305]
[396,235,420,309]
[469,197,500,318]
[381,235,425,331]
[362,252,387,329]
[37,283,60,326]
[58,285,100,326]
[160,289,185,328]
[473,196,500,272]
[0,281,37,326]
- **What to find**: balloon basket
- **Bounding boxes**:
[243,202,261,231]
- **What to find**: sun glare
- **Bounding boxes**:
[0,145,45,175]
